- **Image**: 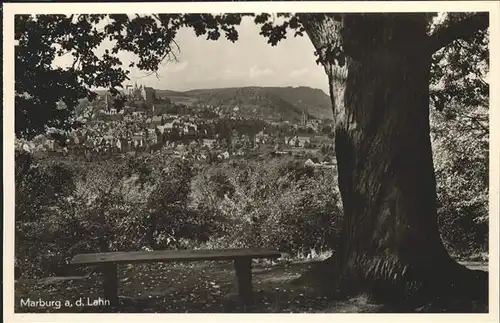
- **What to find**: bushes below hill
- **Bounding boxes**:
[189,159,343,252]
[15,129,488,278]
[15,153,343,278]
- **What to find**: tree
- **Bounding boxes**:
[15,12,489,309]
[292,13,489,309]
[429,21,489,257]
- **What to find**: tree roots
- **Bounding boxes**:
[292,255,488,312]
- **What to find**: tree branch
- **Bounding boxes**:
[428,12,489,53]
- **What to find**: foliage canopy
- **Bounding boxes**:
[15,12,488,139]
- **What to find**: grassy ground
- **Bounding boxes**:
[14,258,488,313]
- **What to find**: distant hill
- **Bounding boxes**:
[155,89,198,107]
[264,86,332,120]
[185,87,306,121]
[157,86,332,121]
[93,86,333,121]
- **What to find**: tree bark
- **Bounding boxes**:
[298,13,487,310]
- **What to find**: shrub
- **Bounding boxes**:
[259,172,343,253]
[15,153,154,277]
[190,158,343,253]
[15,150,81,277]
[145,159,221,249]
[431,107,489,256]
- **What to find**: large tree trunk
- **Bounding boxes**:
[298,13,487,310]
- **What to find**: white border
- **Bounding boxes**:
[3,2,500,323]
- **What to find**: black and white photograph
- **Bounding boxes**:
[3,1,499,318]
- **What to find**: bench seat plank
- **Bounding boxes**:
[71,248,280,266]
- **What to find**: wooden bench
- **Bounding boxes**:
[70,248,281,307]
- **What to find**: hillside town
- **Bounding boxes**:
[19,83,336,166]
[14,10,490,315]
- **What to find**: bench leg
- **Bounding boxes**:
[234,258,252,306]
[102,264,119,307]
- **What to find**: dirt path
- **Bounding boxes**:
[14,260,488,313]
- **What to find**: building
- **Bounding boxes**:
[126,83,157,103]
[156,125,166,134]
[104,92,114,110]
[132,111,145,119]
[132,134,145,148]
[309,135,331,148]
[290,135,311,148]
[183,125,196,136]
[202,139,216,148]
[127,83,144,100]
[149,130,162,145]
[147,126,157,136]
[164,122,175,131]
[103,135,114,146]
[152,100,173,115]
[116,138,129,152]
[43,139,59,151]
[71,133,86,145]
[301,109,309,126]
[126,84,135,97]
[124,114,134,122]
[141,86,157,103]
[152,115,163,125]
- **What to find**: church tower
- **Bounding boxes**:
[301,109,309,126]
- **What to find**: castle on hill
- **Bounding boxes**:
[125,83,157,103]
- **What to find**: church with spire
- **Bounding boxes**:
[301,108,310,126]
[125,82,157,102]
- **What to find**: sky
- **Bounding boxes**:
[126,16,329,93]
[54,16,329,94]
